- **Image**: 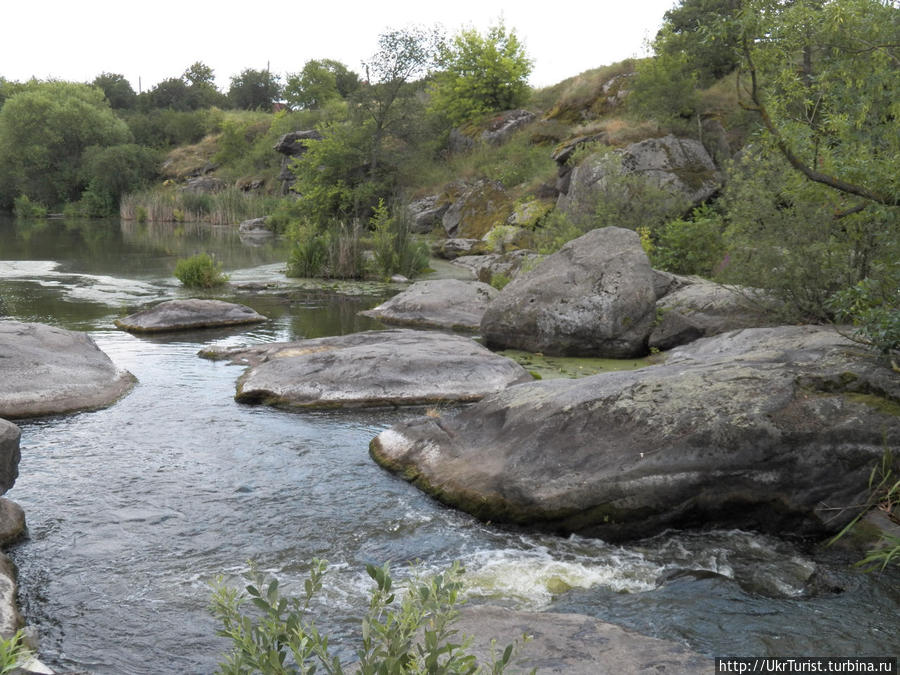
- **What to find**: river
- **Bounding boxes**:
[0,217,897,674]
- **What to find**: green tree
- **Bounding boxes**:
[0,81,132,208]
[657,0,743,84]
[429,21,533,126]
[79,143,159,215]
[92,72,137,109]
[285,59,360,110]
[182,61,226,109]
[146,76,193,110]
[228,68,283,110]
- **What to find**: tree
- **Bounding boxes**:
[284,59,360,110]
[146,76,193,111]
[720,0,899,207]
[657,0,743,84]
[228,68,283,110]
[92,72,137,109]
[0,81,132,208]
[359,25,443,172]
[428,21,533,126]
[182,61,226,109]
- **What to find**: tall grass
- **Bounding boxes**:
[121,187,282,225]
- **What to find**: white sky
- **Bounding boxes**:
[2,1,675,92]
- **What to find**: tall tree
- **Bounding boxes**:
[92,72,137,109]
[284,59,360,110]
[428,21,533,126]
[228,68,282,110]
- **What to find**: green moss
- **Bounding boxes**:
[498,349,653,380]
[843,392,900,417]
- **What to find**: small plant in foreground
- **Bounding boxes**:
[210,559,531,674]
[174,253,228,288]
[0,631,33,674]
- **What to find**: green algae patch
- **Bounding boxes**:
[842,392,900,417]
[498,349,654,380]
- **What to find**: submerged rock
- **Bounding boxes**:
[455,606,710,674]
[481,227,657,357]
[208,329,532,409]
[115,299,266,333]
[371,326,900,541]
[360,280,497,331]
[0,321,135,419]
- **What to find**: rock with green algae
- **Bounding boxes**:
[371,325,900,542]
[360,279,498,331]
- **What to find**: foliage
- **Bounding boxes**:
[719,149,899,321]
[370,199,430,279]
[121,186,280,225]
[0,631,33,674]
[210,559,529,674]
[79,143,160,213]
[284,60,360,111]
[656,0,743,85]
[92,72,137,109]
[428,21,533,127]
[229,69,283,111]
[717,0,899,207]
[174,253,228,288]
[12,194,47,219]
[829,449,900,571]
[0,80,132,208]
[143,64,226,111]
[628,50,699,126]
[651,204,726,276]
[827,264,900,358]
[122,108,218,148]
[286,222,328,278]
[286,221,365,280]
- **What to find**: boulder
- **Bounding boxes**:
[206,329,532,409]
[0,321,135,419]
[182,176,226,194]
[452,250,542,284]
[273,130,324,157]
[557,135,720,225]
[371,326,900,541]
[0,499,25,547]
[360,280,498,331]
[442,180,513,239]
[649,280,777,351]
[0,421,19,496]
[440,238,489,260]
[481,227,657,357]
[479,109,536,145]
[238,217,273,236]
[407,195,449,234]
[115,299,266,334]
[456,606,710,674]
[0,553,22,639]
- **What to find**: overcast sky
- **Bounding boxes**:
[2,0,676,92]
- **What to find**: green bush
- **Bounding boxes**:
[827,264,900,361]
[286,223,328,278]
[370,200,430,280]
[12,194,47,219]
[174,253,228,288]
[210,559,529,675]
[651,205,726,276]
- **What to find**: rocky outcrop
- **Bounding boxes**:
[238,217,273,236]
[0,421,19,497]
[0,321,135,419]
[480,109,536,145]
[360,280,498,331]
[439,238,489,259]
[115,299,266,334]
[455,606,710,674]
[481,227,657,357]
[371,326,900,542]
[452,250,542,284]
[206,329,533,409]
[274,130,323,193]
[407,195,449,234]
[649,280,777,351]
[557,135,720,225]
[442,180,513,239]
[182,176,226,194]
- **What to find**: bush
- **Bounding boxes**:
[370,200,430,280]
[174,253,228,288]
[286,223,328,278]
[12,194,47,219]
[827,263,900,361]
[651,205,726,276]
[210,559,529,674]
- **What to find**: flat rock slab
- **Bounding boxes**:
[372,326,900,541]
[206,329,532,409]
[456,606,710,674]
[360,280,498,331]
[115,299,266,333]
[0,321,135,419]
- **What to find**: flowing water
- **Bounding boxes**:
[0,217,897,674]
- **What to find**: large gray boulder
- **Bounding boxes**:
[557,135,719,225]
[481,227,657,357]
[456,606,710,674]
[371,326,900,541]
[0,421,19,496]
[0,321,135,419]
[115,299,266,333]
[452,250,543,284]
[407,195,449,234]
[360,280,498,331]
[206,329,532,409]
[649,280,778,351]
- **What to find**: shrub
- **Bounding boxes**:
[174,253,228,288]
[286,223,328,278]
[651,205,726,277]
[826,263,900,362]
[210,559,529,674]
[370,200,430,280]
[12,194,47,219]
